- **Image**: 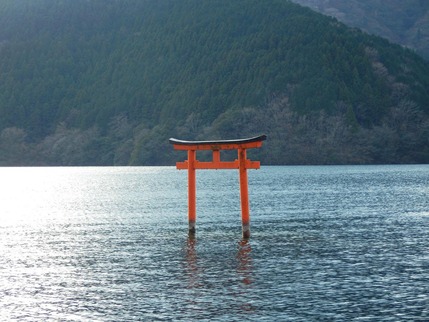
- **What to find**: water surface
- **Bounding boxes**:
[1,165,428,321]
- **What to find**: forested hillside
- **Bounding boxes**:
[1,0,429,165]
[290,0,429,60]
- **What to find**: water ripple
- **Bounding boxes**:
[1,165,428,320]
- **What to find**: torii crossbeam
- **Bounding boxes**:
[169,134,266,238]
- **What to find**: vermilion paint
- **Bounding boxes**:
[170,135,266,238]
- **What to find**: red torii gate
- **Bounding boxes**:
[169,135,266,238]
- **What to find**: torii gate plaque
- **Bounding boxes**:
[169,134,266,238]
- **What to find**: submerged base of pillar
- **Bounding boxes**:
[242,224,250,239]
[188,221,196,236]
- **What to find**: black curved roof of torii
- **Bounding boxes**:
[169,134,266,146]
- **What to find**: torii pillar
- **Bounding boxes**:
[169,135,266,239]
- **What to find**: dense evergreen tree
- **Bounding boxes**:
[291,0,429,60]
[0,0,428,165]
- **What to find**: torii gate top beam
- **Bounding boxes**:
[169,134,266,151]
[169,135,266,170]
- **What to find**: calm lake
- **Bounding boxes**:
[1,165,428,321]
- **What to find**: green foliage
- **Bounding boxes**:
[0,0,429,165]
[291,0,429,60]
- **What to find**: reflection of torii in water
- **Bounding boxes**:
[183,237,255,312]
[170,135,266,238]
[237,239,253,286]
[184,237,200,290]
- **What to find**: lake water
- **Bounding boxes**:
[0,165,428,321]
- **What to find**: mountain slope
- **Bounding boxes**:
[0,0,429,165]
[290,0,429,60]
